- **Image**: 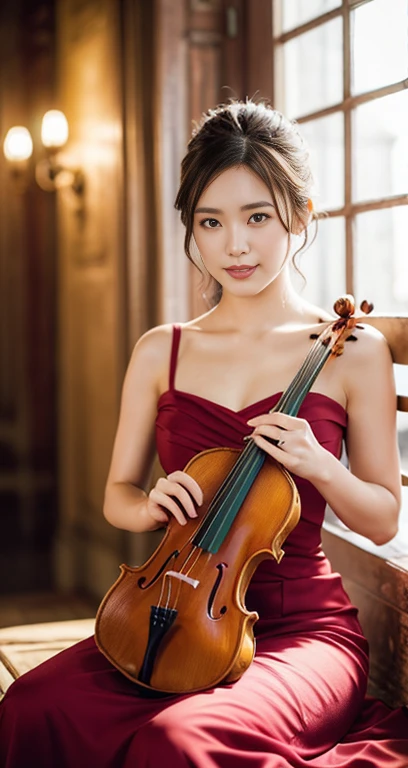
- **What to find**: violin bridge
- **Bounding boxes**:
[165,570,200,589]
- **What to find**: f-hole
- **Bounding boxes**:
[207,563,227,620]
[138,550,180,589]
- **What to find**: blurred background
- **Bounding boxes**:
[0,0,407,626]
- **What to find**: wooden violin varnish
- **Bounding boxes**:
[95,296,363,695]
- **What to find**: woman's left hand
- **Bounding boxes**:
[246,412,329,483]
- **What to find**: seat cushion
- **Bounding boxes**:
[0,617,95,698]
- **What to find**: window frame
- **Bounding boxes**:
[272,0,408,294]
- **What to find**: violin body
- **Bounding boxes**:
[95,445,300,695]
[96,297,363,695]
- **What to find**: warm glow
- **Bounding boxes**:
[3,126,33,161]
[41,110,69,149]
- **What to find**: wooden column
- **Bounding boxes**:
[153,0,190,325]
[54,0,127,598]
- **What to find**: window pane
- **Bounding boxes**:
[280,0,341,32]
[352,0,408,95]
[282,18,343,119]
[291,216,346,311]
[353,90,408,203]
[355,206,408,469]
[299,113,344,210]
[396,372,408,472]
[354,207,408,313]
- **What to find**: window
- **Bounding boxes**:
[273,0,408,311]
[273,0,408,484]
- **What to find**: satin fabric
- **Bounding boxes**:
[0,324,407,767]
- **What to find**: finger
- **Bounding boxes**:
[167,483,198,518]
[247,412,304,429]
[149,489,188,526]
[168,471,204,506]
[149,507,169,523]
[269,412,306,429]
[252,425,286,443]
[147,490,171,522]
[252,434,295,466]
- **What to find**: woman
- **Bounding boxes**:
[0,99,407,767]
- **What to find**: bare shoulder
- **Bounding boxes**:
[125,324,175,392]
[342,322,391,365]
[341,322,393,400]
[132,323,174,361]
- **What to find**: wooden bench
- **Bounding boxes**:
[322,526,408,707]
[0,618,95,699]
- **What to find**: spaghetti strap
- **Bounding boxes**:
[169,324,182,391]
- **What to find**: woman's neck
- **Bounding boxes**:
[208,272,314,334]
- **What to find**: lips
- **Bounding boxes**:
[227,265,255,270]
[224,265,258,279]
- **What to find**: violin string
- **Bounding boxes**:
[158,538,211,610]
[195,447,264,548]
[196,332,333,542]
[270,332,330,414]
[158,328,336,612]
[159,452,264,612]
[269,332,333,415]
[200,332,327,522]
[158,545,201,610]
[162,548,212,612]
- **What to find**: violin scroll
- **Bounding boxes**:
[359,299,374,315]
[309,295,374,348]
[333,294,355,318]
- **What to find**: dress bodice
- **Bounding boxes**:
[155,325,348,580]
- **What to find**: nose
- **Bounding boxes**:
[225,226,250,258]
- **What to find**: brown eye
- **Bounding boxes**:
[201,218,220,228]
[250,213,270,224]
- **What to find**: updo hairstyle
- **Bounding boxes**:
[174,98,321,303]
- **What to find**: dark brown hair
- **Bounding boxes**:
[174,98,320,304]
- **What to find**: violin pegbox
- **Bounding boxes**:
[309,295,374,357]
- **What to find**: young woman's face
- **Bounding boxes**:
[192,166,294,296]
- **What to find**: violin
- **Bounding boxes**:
[95,296,364,696]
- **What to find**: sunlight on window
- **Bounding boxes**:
[354,91,408,202]
[354,207,408,312]
[283,18,343,118]
[281,0,341,32]
[300,113,344,210]
[290,216,346,311]
[352,0,408,95]
[275,0,408,324]
[276,0,408,509]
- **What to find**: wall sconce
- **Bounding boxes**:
[3,110,85,196]
[3,127,34,193]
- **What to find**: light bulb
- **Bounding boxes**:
[41,110,69,149]
[3,127,33,161]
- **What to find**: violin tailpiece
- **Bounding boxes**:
[138,605,178,685]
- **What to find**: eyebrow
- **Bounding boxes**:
[194,201,275,214]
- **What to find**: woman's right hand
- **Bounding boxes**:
[145,471,204,527]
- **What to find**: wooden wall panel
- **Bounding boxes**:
[54,0,127,598]
[0,0,57,593]
[221,0,273,104]
[245,0,273,103]
[121,0,158,349]
[221,0,245,100]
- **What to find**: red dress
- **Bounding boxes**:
[0,324,407,767]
